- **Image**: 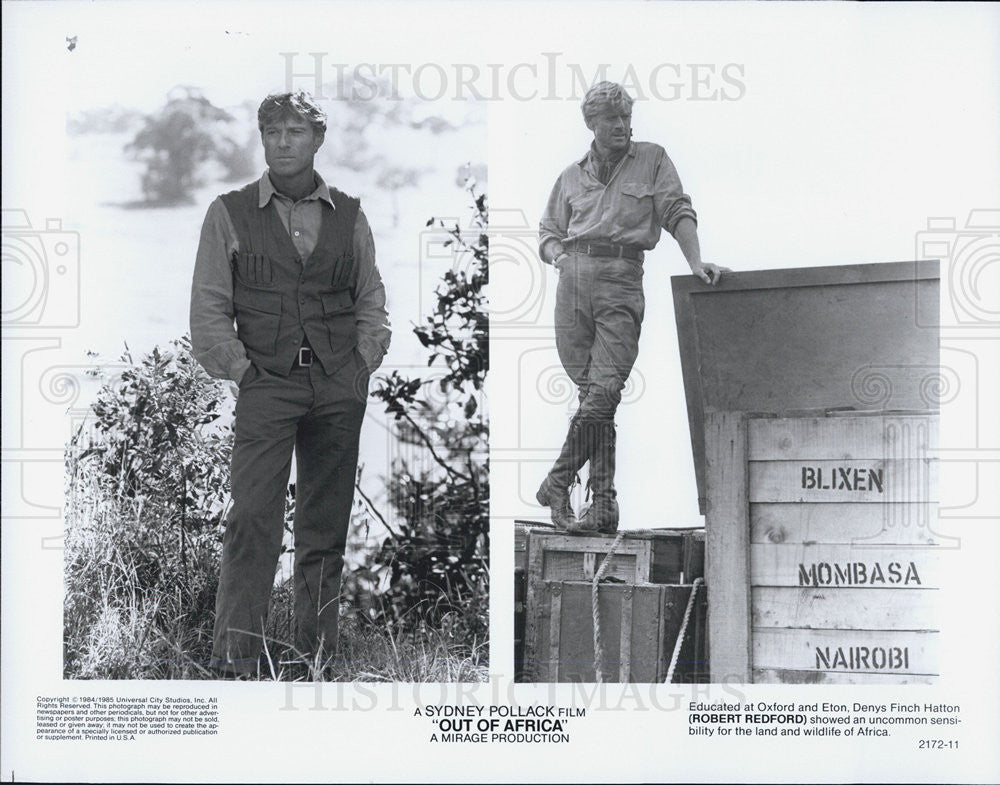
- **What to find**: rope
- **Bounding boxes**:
[665,576,704,684]
[584,527,705,683]
[591,531,625,683]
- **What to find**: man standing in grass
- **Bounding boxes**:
[536,81,728,534]
[190,90,391,678]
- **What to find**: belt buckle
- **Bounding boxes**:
[298,347,313,367]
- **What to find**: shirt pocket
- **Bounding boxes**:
[233,283,282,356]
[618,182,656,231]
[568,186,603,217]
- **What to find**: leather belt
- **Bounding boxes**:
[564,240,643,262]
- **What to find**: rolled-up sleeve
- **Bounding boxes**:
[352,207,391,372]
[538,174,571,263]
[653,148,698,236]
[189,198,251,383]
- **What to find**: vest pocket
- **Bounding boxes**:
[234,283,282,356]
[330,252,357,290]
[234,252,276,289]
[321,288,357,355]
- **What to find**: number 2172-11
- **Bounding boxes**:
[918,740,958,750]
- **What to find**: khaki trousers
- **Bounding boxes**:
[554,253,645,421]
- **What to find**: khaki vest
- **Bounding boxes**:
[220,181,360,375]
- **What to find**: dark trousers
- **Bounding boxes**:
[554,253,645,421]
[211,351,368,673]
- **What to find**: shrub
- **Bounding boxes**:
[64,337,231,678]
[365,185,489,646]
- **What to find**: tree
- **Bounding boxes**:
[125,86,252,204]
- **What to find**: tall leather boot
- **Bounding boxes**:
[536,416,589,529]
[569,420,619,534]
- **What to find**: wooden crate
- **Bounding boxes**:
[705,411,942,684]
[670,260,943,683]
[527,529,704,587]
[527,581,704,683]
[515,520,553,573]
[521,529,704,682]
[671,260,940,513]
[514,521,554,680]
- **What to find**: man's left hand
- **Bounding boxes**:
[691,261,731,286]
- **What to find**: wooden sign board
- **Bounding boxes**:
[672,261,939,513]
[749,544,941,588]
[751,503,940,547]
[752,629,938,685]
[705,411,943,684]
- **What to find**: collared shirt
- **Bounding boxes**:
[590,142,627,186]
[538,141,698,262]
[190,170,391,382]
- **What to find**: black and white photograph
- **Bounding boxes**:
[6,7,488,687]
[502,67,946,689]
[486,1,999,774]
[3,1,999,783]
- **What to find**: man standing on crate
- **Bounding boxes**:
[190,90,391,678]
[536,81,728,534]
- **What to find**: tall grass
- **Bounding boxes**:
[64,467,217,680]
[63,339,488,682]
[64,479,488,682]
